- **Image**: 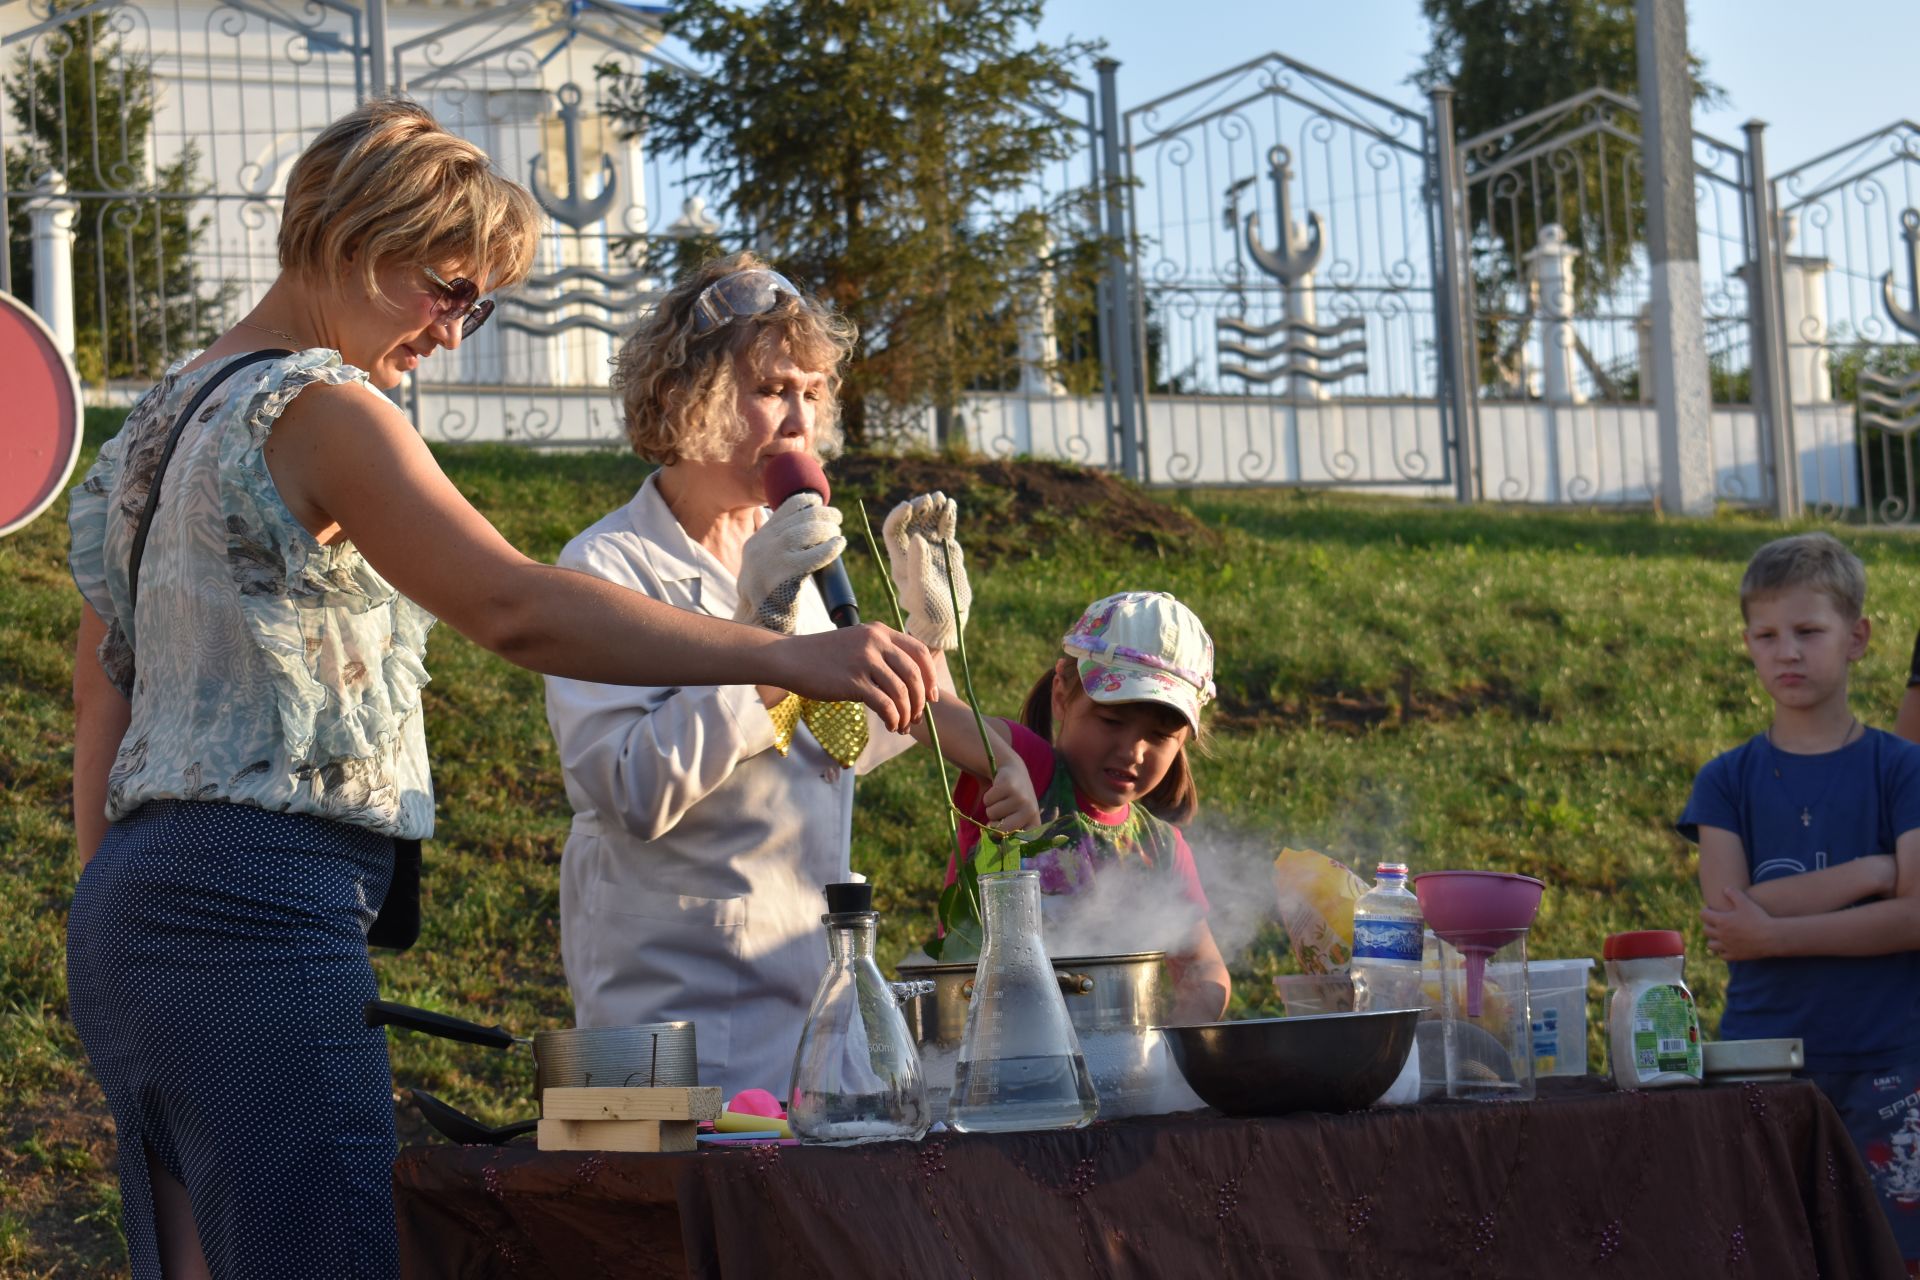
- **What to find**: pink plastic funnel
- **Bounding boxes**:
[1412,871,1544,1017]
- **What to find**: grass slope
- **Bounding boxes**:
[2,430,1913,1274]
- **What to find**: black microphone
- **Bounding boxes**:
[762,452,860,628]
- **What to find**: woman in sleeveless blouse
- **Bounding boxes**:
[65,99,934,1280]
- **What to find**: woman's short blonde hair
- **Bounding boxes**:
[612,252,857,465]
[279,97,541,301]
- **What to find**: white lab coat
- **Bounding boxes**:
[543,473,915,1098]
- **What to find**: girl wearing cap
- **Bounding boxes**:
[925,591,1232,1024]
[543,253,1038,1099]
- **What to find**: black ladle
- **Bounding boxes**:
[409,1088,537,1146]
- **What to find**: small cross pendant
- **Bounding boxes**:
[1801,807,1812,828]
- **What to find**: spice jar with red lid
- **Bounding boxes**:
[1602,930,1703,1089]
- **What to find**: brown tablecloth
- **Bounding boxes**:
[392,1078,1904,1278]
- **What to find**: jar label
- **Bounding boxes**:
[1630,984,1702,1079]
[1352,919,1422,963]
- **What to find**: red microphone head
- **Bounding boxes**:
[762,451,830,507]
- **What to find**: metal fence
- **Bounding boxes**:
[1,0,370,384]
[5,3,1918,519]
[1112,54,1452,489]
[1449,88,1769,505]
[1771,120,1920,524]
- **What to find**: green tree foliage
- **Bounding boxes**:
[1417,1,1721,395]
[598,0,1102,448]
[4,7,231,382]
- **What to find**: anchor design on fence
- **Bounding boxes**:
[1884,209,1920,340]
[529,84,618,231]
[1217,146,1366,391]
[1243,145,1322,286]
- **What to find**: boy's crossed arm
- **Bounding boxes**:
[1699,825,1920,961]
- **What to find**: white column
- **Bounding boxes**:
[1526,223,1585,405]
[1777,213,1832,405]
[1017,236,1066,396]
[25,171,78,360]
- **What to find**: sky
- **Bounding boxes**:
[1032,0,1917,175]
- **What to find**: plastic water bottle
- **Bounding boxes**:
[1350,863,1425,1012]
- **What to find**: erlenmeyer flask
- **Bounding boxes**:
[949,869,1099,1133]
[788,882,931,1144]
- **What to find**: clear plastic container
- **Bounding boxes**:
[1435,928,1535,1102]
[788,883,931,1144]
[948,870,1099,1134]
[1526,957,1595,1077]
[1603,930,1702,1090]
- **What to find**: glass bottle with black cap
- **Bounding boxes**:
[788,881,931,1144]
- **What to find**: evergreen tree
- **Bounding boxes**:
[5,7,231,382]
[599,0,1102,448]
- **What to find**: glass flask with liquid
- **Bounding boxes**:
[949,869,1099,1133]
[788,882,931,1144]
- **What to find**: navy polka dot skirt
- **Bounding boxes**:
[67,801,400,1280]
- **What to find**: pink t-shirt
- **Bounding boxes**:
[947,719,1209,912]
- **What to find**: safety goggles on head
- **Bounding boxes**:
[690,268,806,335]
[422,266,495,339]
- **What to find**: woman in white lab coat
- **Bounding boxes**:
[545,254,1036,1096]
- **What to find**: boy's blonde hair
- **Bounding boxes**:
[279,98,541,302]
[611,252,856,465]
[1740,532,1867,621]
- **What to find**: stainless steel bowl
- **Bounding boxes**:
[1161,1009,1420,1116]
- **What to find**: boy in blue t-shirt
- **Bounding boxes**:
[1679,532,1920,1266]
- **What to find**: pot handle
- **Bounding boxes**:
[363,1000,519,1051]
[959,973,1094,1000]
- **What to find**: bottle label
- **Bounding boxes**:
[1630,984,1702,1079]
[1352,919,1422,963]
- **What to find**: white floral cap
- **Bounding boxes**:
[1061,591,1216,734]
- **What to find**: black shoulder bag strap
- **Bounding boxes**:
[127,348,293,617]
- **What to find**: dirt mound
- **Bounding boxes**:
[830,454,1213,566]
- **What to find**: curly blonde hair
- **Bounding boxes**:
[279,97,541,301]
[613,252,857,465]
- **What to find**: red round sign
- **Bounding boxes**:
[0,290,82,538]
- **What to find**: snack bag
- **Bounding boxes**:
[1271,847,1368,975]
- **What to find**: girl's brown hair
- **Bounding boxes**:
[611,252,858,465]
[1019,658,1201,825]
[279,97,540,301]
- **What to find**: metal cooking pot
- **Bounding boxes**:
[895,952,1202,1120]
[363,1001,697,1106]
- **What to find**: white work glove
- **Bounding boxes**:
[882,491,971,651]
[734,493,845,634]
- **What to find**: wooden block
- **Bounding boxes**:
[536,1117,697,1154]
[541,1086,721,1123]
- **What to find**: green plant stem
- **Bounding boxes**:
[941,537,999,777]
[942,536,1022,874]
[856,499,980,926]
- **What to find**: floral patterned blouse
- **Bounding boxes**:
[68,349,436,839]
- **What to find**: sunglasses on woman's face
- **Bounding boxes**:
[421,266,495,339]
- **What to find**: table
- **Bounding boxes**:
[393,1078,1905,1278]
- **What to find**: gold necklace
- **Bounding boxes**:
[235,316,309,347]
[1765,715,1860,828]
